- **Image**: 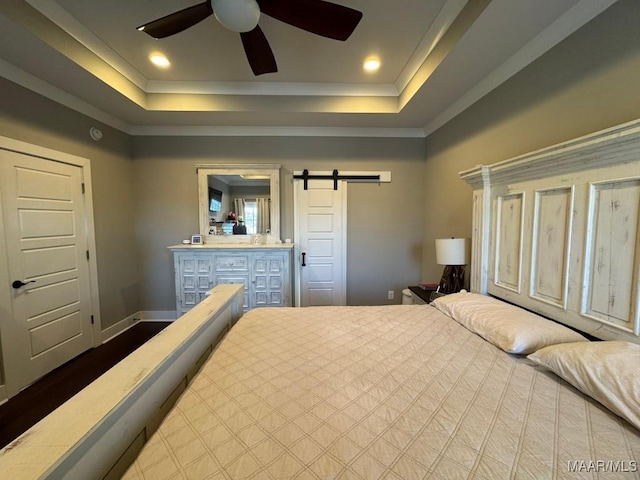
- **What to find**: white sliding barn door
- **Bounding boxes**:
[294,179,346,306]
[0,150,96,395]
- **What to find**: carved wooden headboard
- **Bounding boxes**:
[460,119,640,343]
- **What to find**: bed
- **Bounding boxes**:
[1,119,639,479]
[121,303,639,480]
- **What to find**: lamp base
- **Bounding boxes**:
[438,265,465,294]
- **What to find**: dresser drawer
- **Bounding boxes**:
[215,256,249,272]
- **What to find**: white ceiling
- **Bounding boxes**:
[0,0,618,137]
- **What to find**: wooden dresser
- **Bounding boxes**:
[169,244,294,316]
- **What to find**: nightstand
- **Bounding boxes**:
[408,285,438,305]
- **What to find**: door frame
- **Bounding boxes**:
[0,136,102,399]
[293,177,348,307]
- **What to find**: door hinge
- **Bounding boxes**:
[81,183,85,194]
[86,250,90,260]
[91,315,94,325]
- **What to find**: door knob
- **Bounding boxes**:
[12,280,36,289]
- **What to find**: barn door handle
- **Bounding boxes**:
[301,252,306,267]
[12,280,36,289]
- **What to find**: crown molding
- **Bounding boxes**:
[129,125,426,138]
[144,80,398,97]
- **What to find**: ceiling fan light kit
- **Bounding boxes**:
[212,0,260,33]
[136,0,363,76]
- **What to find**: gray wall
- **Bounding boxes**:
[421,0,640,283]
[0,78,138,330]
[1,0,638,328]
[132,136,426,309]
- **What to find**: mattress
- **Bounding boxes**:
[123,305,640,479]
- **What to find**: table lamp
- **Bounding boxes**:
[436,238,470,294]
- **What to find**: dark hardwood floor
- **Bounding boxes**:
[0,321,170,450]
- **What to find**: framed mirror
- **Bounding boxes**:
[197,164,281,244]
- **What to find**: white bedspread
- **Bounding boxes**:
[123,305,640,479]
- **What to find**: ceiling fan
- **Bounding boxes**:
[137,0,363,76]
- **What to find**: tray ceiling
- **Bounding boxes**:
[0,0,617,136]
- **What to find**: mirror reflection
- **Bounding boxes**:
[207,175,271,236]
[197,164,281,244]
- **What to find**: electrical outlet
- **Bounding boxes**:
[388,290,394,300]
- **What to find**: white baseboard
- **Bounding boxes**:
[101,313,140,344]
[100,311,177,344]
[139,310,178,322]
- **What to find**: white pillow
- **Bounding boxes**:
[431,292,587,354]
[528,341,640,430]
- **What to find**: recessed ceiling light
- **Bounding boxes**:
[363,57,380,72]
[150,53,170,68]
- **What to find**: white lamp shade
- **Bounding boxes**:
[435,238,470,265]
[212,0,260,32]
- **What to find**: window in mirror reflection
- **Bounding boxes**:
[244,201,257,234]
[233,197,270,234]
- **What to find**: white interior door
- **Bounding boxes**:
[295,179,346,306]
[0,150,95,394]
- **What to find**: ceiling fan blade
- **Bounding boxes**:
[137,2,213,39]
[256,0,362,41]
[241,26,278,75]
